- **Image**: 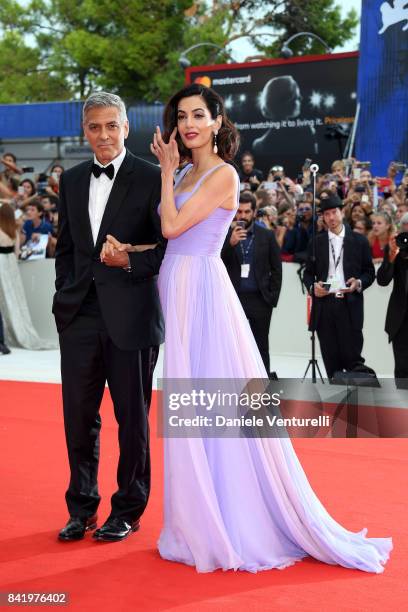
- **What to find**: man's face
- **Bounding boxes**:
[323,207,343,232]
[26,205,41,221]
[83,106,129,164]
[396,204,408,221]
[241,156,254,174]
[236,202,255,228]
[41,197,52,210]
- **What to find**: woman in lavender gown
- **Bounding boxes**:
[116,84,392,573]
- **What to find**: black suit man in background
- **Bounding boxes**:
[303,194,375,380]
[377,230,408,388]
[53,92,165,542]
[221,191,282,377]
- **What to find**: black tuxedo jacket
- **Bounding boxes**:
[377,246,408,341]
[52,150,165,350]
[303,224,375,331]
[221,223,282,307]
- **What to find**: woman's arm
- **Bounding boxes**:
[151,127,236,239]
[160,165,236,238]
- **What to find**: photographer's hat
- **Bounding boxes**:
[319,193,343,212]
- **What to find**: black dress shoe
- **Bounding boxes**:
[58,515,98,541]
[93,517,140,542]
[0,343,11,355]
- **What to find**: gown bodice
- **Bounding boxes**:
[159,163,237,257]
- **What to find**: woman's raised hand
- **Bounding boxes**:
[150,126,179,174]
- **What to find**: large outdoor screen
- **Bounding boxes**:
[187,52,358,177]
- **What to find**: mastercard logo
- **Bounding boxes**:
[194,76,212,87]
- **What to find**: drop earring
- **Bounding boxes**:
[213,131,218,154]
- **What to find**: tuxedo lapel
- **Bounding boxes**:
[76,160,94,251]
[342,225,354,278]
[94,151,135,249]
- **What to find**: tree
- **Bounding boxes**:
[0,0,358,103]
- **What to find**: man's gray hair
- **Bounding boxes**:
[83,91,127,123]
[400,212,408,225]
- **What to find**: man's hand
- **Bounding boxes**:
[343,277,359,293]
[249,175,260,186]
[314,281,330,298]
[101,234,131,268]
[230,225,247,246]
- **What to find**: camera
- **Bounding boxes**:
[392,162,407,173]
[357,161,371,169]
[396,232,408,251]
[354,185,366,193]
[37,173,49,196]
[21,166,34,173]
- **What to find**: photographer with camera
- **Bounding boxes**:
[221,191,282,377]
[303,193,375,380]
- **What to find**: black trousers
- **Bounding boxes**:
[238,292,273,373]
[316,295,364,379]
[393,309,408,388]
[59,297,158,522]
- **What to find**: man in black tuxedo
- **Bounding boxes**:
[303,194,375,379]
[53,92,165,542]
[377,231,408,388]
[221,192,282,376]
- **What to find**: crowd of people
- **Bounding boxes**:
[0,153,62,353]
[1,149,407,385]
[228,152,408,385]
[0,153,63,259]
[237,152,408,263]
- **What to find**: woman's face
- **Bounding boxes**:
[380,203,393,217]
[52,165,64,178]
[266,188,278,204]
[177,95,220,153]
[22,180,34,197]
[351,205,365,222]
[372,215,389,236]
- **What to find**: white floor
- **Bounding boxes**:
[0,347,317,386]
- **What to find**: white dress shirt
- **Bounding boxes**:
[326,225,346,292]
[88,147,126,244]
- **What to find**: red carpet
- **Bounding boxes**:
[0,380,406,611]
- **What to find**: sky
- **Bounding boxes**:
[229,0,362,62]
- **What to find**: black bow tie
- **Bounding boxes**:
[92,163,114,180]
